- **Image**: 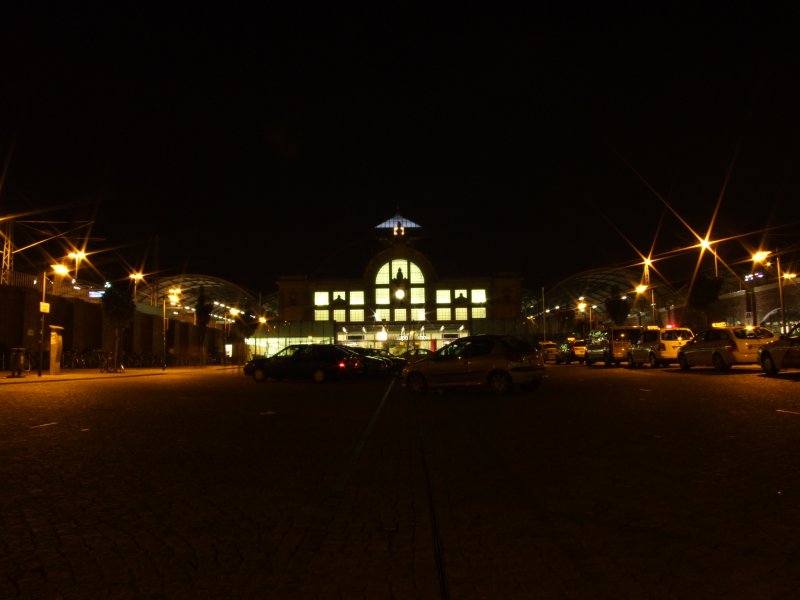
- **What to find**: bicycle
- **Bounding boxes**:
[99,351,125,373]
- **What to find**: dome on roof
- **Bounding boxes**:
[375,213,422,230]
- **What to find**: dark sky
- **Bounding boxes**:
[2,5,799,295]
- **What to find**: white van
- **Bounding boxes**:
[628,326,694,368]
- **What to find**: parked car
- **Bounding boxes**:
[584,326,643,367]
[628,326,694,368]
[758,322,800,375]
[677,325,776,371]
[338,345,393,377]
[371,348,408,375]
[538,340,559,363]
[399,347,433,363]
[555,338,586,364]
[244,343,364,383]
[401,334,546,395]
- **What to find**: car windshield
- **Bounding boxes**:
[612,329,641,341]
[502,337,536,354]
[732,327,774,340]
[662,329,692,341]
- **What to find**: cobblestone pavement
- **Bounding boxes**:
[2,365,800,599]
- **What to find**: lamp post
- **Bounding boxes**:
[38,270,47,377]
[129,272,143,301]
[68,250,85,284]
[635,284,648,326]
[162,287,181,371]
[776,255,796,334]
[38,264,69,377]
[751,251,773,328]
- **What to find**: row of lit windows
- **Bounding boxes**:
[314,307,487,323]
[314,288,487,306]
[311,260,488,322]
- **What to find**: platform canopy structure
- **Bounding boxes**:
[134,273,259,323]
[543,265,689,326]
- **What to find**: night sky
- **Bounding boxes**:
[2,6,799,295]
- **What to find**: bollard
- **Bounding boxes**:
[8,347,26,378]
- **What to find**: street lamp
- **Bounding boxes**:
[129,272,144,301]
[750,250,797,331]
[643,258,656,325]
[635,284,648,326]
[38,264,69,377]
[578,297,595,333]
[162,287,181,371]
[68,251,85,284]
[751,251,774,328]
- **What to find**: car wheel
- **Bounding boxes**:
[712,353,729,371]
[252,367,267,382]
[761,352,780,376]
[604,354,614,367]
[312,368,327,383]
[406,372,428,395]
[678,354,690,371]
[488,371,513,395]
[648,353,660,368]
[627,353,637,368]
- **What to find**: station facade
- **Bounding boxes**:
[257,214,526,357]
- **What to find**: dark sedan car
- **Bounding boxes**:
[244,343,363,383]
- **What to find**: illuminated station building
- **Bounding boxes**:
[258,213,525,357]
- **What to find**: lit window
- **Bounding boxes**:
[314,309,329,321]
[350,291,365,305]
[375,264,391,285]
[332,291,346,303]
[455,307,469,320]
[410,308,426,321]
[437,307,451,321]
[436,290,451,304]
[375,308,390,322]
[314,291,330,306]
[454,289,468,302]
[409,263,425,284]
[394,308,407,322]
[470,289,487,303]
[391,260,408,281]
[332,309,346,322]
[349,309,364,322]
[471,307,487,319]
[375,288,390,305]
[410,287,425,304]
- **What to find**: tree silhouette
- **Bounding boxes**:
[604,286,631,326]
[686,274,724,329]
[101,284,135,370]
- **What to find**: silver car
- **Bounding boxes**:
[758,323,800,375]
[677,326,775,371]
[401,334,546,395]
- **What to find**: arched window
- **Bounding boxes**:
[374,259,426,321]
